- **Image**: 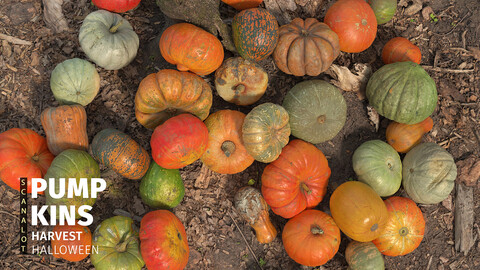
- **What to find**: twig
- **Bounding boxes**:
[432,12,470,36]
[14,262,28,270]
[228,211,263,270]
[422,66,474,73]
[0,33,32,45]
[0,210,17,219]
[426,255,433,270]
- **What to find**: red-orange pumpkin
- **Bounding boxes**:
[382,37,421,64]
[51,222,92,262]
[386,117,433,153]
[221,0,263,10]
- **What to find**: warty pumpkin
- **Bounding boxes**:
[382,37,421,64]
[386,117,433,153]
[51,222,92,262]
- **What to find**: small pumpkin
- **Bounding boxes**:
[282,210,340,267]
[214,57,268,106]
[261,139,331,218]
[92,0,141,13]
[135,69,213,129]
[368,0,397,25]
[51,222,92,262]
[222,0,263,10]
[382,37,421,64]
[402,143,457,204]
[345,241,385,270]
[50,58,100,106]
[386,117,433,153]
[242,103,290,163]
[159,23,224,76]
[41,105,89,156]
[273,18,340,76]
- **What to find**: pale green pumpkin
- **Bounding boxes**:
[345,241,385,270]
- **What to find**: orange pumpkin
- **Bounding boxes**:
[386,117,433,153]
[221,0,263,10]
[51,222,92,262]
[373,196,425,256]
[159,23,224,76]
[382,37,421,64]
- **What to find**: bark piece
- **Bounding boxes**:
[195,164,214,189]
[326,63,372,100]
[43,0,69,33]
[454,183,475,255]
[263,0,297,25]
[456,156,480,187]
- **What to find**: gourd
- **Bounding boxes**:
[386,117,433,153]
[345,241,385,270]
[51,222,92,262]
[92,0,142,13]
[382,37,421,64]
[222,0,263,10]
[368,0,397,25]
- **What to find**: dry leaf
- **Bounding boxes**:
[367,105,380,132]
[326,63,372,100]
[456,156,480,187]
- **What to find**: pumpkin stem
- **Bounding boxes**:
[301,183,312,195]
[370,223,378,232]
[301,29,309,37]
[399,227,409,236]
[317,115,326,124]
[31,154,39,162]
[109,19,124,33]
[311,225,324,235]
[361,19,368,26]
[234,84,246,94]
[221,141,236,157]
[114,236,134,253]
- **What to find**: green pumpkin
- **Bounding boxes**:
[91,216,145,270]
[282,80,346,144]
[366,61,437,124]
[402,142,457,204]
[45,149,100,219]
[368,0,397,24]
[50,58,100,106]
[352,140,402,197]
[346,241,385,270]
[139,161,185,209]
[79,10,139,70]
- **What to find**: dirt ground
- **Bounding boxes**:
[0,0,479,269]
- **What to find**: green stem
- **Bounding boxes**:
[115,236,134,253]
[301,183,312,195]
[110,20,124,33]
[311,225,324,235]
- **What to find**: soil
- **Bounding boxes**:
[1,0,479,269]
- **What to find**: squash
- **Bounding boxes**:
[386,117,433,153]
[41,105,89,156]
[329,181,388,242]
[222,0,262,10]
[282,210,340,267]
[382,37,421,64]
[92,0,141,13]
[273,18,340,76]
[402,143,457,204]
[282,80,346,144]
[50,58,100,106]
[261,139,331,218]
[51,222,92,262]
[234,186,277,244]
[242,103,290,163]
[345,241,385,270]
[140,210,189,270]
[79,10,139,70]
[368,0,397,25]
[135,69,212,129]
[366,61,437,124]
[159,23,224,76]
[214,57,268,106]
[200,110,254,174]
[352,140,402,197]
[0,128,54,193]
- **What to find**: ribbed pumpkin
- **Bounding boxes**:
[242,103,290,163]
[282,80,346,144]
[386,117,433,153]
[232,8,279,62]
[345,241,385,270]
[368,0,397,24]
[50,58,100,106]
[214,57,268,106]
[51,222,92,262]
[159,23,224,76]
[366,61,437,124]
[273,18,340,76]
[262,139,331,218]
[222,0,263,10]
[41,105,89,156]
[402,143,457,204]
[135,69,212,129]
[92,0,141,13]
[382,37,421,64]
[91,128,150,180]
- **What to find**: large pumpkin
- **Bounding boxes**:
[402,143,457,204]
[368,0,397,24]
[79,10,139,70]
[135,69,213,129]
[330,181,388,242]
[242,103,290,163]
[50,58,100,106]
[51,222,92,262]
[273,18,340,76]
[282,210,340,267]
[386,117,433,153]
[222,0,263,10]
[282,80,346,144]
[0,128,54,193]
[345,241,385,270]
[140,210,189,270]
[92,0,141,13]
[232,8,279,62]
[324,0,377,53]
[366,61,437,124]
[382,37,421,64]
[261,139,331,218]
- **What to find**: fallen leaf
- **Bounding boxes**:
[456,156,480,187]
[367,105,380,132]
[326,63,372,100]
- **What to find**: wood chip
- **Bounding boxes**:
[0,33,32,46]
[456,156,480,186]
[195,164,213,189]
[454,184,475,255]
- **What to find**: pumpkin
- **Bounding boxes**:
[373,196,425,256]
[324,0,377,53]
[50,58,100,106]
[282,210,340,267]
[91,216,144,270]
[366,61,437,124]
[79,10,139,70]
[386,117,433,153]
[135,69,213,129]
[41,105,89,156]
[222,0,263,10]
[352,140,402,197]
[139,161,185,209]
[232,8,279,62]
[368,0,397,25]
[140,210,189,270]
[214,57,268,106]
[402,143,457,204]
[282,80,346,144]
[92,0,141,13]
[91,128,150,180]
[329,181,388,242]
[151,113,209,169]
[273,18,340,76]
[51,222,92,262]
[242,103,290,163]
[200,110,254,174]
[382,37,421,64]
[261,139,331,218]
[345,241,385,270]
[234,186,277,244]
[45,149,100,219]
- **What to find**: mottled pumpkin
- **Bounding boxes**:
[368,0,397,24]
[92,0,141,13]
[51,222,92,262]
[345,241,385,270]
[382,37,421,64]
[386,117,433,153]
[222,0,262,10]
